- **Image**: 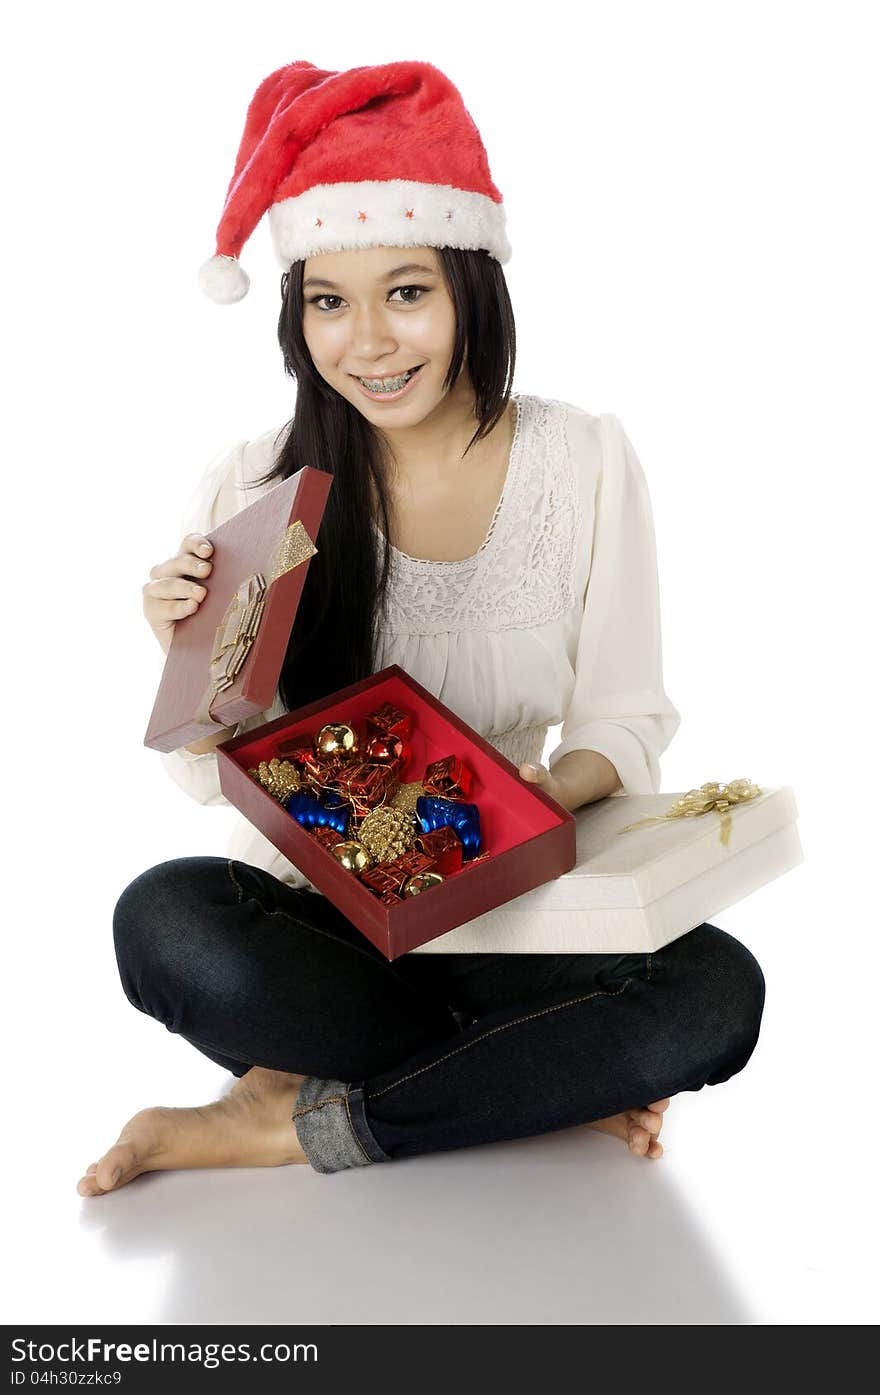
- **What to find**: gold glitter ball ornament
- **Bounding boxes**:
[358,806,417,863]
[388,780,423,815]
[316,722,359,758]
[330,839,373,874]
[403,871,444,896]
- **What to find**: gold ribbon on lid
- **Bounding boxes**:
[192,519,318,729]
[616,778,763,848]
[266,518,319,583]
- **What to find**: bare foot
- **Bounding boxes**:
[588,1097,671,1160]
[76,1067,308,1197]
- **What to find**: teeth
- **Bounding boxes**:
[357,367,418,392]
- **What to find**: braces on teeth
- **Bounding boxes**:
[358,367,419,392]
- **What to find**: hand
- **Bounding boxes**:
[517,761,577,812]
[143,533,214,656]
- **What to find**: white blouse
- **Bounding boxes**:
[159,393,681,892]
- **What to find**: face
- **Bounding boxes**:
[301,245,465,422]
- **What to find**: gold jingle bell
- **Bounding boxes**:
[403,871,444,896]
[316,722,359,758]
[331,839,373,874]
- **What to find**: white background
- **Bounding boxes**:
[4,0,878,1326]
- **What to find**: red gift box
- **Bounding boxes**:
[144,466,575,959]
[213,667,575,957]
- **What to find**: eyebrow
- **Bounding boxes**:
[302,262,439,290]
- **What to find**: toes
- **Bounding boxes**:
[627,1125,650,1156]
[77,1173,106,1197]
[636,1108,663,1136]
[76,1162,103,1196]
[628,1126,666,1159]
[78,1149,133,1196]
[94,1149,129,1192]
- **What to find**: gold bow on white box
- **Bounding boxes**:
[617,778,763,848]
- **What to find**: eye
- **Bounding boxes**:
[308,294,344,312]
[306,284,430,313]
[388,284,428,304]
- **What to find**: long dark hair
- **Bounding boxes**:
[250,247,516,713]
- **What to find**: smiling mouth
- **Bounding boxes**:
[349,364,424,392]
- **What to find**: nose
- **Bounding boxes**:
[348,303,398,364]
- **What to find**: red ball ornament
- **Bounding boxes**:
[365,732,407,766]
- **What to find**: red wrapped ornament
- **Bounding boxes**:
[360,864,408,897]
[310,825,345,853]
[274,738,315,768]
[335,761,398,809]
[423,755,472,801]
[379,889,405,907]
[298,750,339,788]
[365,702,412,742]
[393,848,437,880]
[415,825,464,874]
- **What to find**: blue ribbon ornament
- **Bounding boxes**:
[285,790,351,836]
[416,795,482,861]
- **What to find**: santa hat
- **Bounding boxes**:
[197,59,512,304]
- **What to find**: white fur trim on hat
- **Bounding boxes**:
[268,179,512,268]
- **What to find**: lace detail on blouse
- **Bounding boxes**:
[377,395,581,637]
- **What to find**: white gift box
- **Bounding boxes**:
[410,785,802,954]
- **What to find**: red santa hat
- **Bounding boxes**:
[197,58,512,304]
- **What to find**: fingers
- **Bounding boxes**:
[142,578,210,627]
[145,535,214,597]
[519,762,547,782]
[147,534,213,583]
[183,532,214,558]
[143,534,215,630]
[145,576,209,604]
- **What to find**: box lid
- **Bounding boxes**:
[144,465,332,754]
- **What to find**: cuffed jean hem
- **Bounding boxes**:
[292,1076,392,1174]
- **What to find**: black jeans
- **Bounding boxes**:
[113,856,766,1174]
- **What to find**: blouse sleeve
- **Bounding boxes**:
[157,436,249,808]
[546,412,681,795]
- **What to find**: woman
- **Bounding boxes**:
[77,59,765,1194]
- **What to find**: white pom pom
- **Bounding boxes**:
[197,254,250,304]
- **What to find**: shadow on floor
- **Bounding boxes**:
[76,1118,753,1324]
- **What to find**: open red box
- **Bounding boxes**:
[215,665,575,958]
[145,465,575,958]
